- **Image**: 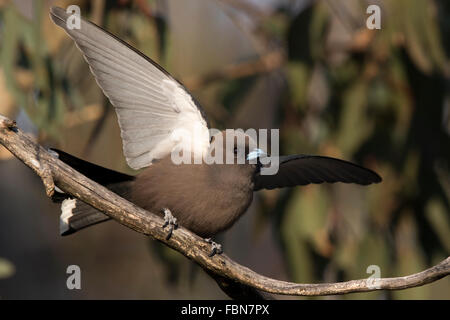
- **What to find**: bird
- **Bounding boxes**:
[49,6,381,255]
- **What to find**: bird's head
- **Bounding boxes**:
[208,130,266,169]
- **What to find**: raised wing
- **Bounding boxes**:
[50,6,210,169]
[254,155,382,190]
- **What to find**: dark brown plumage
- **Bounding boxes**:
[49,7,382,245]
[132,157,254,237]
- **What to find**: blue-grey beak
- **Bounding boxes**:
[247,148,266,161]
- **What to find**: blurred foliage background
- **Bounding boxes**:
[0,0,449,299]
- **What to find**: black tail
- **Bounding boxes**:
[50,149,135,235]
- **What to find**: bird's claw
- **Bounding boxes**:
[205,238,223,257]
[162,208,178,240]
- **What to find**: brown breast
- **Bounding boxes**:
[130,157,255,237]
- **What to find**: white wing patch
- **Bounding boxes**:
[50,7,210,170]
[163,80,210,157]
[60,198,76,234]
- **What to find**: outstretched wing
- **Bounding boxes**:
[254,155,381,190]
[50,6,210,170]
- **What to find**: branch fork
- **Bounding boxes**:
[0,114,448,299]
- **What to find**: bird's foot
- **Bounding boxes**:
[162,208,178,240]
[205,238,223,257]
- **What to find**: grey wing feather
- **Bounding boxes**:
[50,7,210,170]
[254,155,382,190]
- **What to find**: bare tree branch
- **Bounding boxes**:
[0,113,449,298]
